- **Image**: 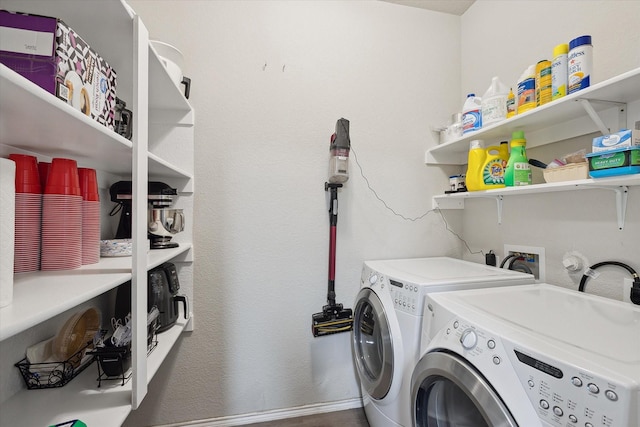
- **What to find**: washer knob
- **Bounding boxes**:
[460,329,478,350]
[369,274,378,285]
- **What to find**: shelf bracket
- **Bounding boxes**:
[582,185,629,230]
[495,195,503,225]
[476,195,504,225]
[577,98,627,135]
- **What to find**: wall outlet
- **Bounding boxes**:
[504,245,546,282]
[622,278,634,303]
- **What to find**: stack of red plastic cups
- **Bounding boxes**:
[79,168,100,265]
[41,158,82,271]
[9,154,42,273]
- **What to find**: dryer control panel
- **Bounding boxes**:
[361,265,424,315]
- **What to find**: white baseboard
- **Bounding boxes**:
[158,398,363,427]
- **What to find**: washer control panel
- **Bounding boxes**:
[361,266,422,314]
[442,317,633,427]
[510,347,630,427]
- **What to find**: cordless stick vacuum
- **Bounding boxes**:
[312,118,354,337]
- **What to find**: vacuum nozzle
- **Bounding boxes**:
[311,304,353,337]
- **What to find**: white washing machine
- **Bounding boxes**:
[411,284,640,427]
[351,257,535,427]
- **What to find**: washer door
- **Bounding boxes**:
[411,351,518,427]
[352,287,394,400]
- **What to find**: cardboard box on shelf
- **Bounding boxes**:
[0,10,117,130]
[586,146,640,178]
[592,129,640,153]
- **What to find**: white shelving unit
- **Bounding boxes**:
[0,0,195,424]
[428,67,640,229]
[426,67,640,165]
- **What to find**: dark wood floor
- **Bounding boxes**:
[243,408,370,427]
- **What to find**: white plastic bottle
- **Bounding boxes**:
[462,93,482,134]
[481,76,509,127]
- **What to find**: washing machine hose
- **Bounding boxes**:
[579,261,640,305]
[499,254,533,275]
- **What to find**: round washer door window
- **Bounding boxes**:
[412,351,517,427]
[352,287,393,399]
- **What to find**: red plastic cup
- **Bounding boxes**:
[38,162,51,191]
[78,168,99,201]
[9,154,41,194]
[44,158,81,196]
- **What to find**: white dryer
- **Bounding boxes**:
[351,257,535,427]
[411,284,640,427]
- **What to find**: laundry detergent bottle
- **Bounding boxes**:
[465,140,485,192]
[467,140,508,191]
[504,131,532,186]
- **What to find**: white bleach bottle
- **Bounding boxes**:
[481,76,509,127]
[462,93,482,134]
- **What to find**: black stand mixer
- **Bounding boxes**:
[109,181,184,249]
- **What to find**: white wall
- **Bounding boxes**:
[458,1,640,300]
[125,1,461,425]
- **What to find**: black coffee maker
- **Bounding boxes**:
[114,263,188,334]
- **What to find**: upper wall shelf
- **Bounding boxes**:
[425,67,640,165]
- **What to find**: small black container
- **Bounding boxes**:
[88,341,131,386]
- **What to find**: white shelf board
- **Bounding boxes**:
[433,174,640,203]
[148,45,193,112]
[0,244,192,341]
[0,65,134,175]
[426,67,640,165]
[0,316,188,427]
[149,152,194,181]
[1,64,195,181]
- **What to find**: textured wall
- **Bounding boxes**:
[124,1,461,425]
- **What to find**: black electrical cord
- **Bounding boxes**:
[579,261,640,305]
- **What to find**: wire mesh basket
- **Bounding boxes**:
[14,340,95,389]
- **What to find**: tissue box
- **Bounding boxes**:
[592,129,640,153]
[586,146,640,178]
[0,10,117,130]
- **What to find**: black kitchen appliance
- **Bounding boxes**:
[157,263,188,331]
[109,180,178,240]
[114,263,188,335]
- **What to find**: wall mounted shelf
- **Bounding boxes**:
[425,67,640,165]
[432,175,640,230]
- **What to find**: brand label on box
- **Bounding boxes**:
[592,129,640,152]
[0,26,53,56]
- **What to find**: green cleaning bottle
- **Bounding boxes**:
[504,131,532,186]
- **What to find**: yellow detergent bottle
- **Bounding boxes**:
[466,140,508,191]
